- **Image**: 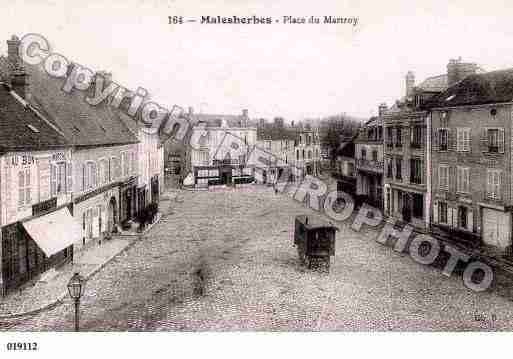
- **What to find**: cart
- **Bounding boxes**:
[294,215,337,271]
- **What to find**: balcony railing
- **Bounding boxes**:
[356,159,384,172]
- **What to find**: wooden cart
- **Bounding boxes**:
[294,215,337,271]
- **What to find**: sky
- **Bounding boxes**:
[1,0,513,122]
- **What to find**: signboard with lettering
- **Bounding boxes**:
[32,197,57,217]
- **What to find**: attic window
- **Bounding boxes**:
[27,124,39,133]
[445,95,456,102]
[491,108,497,117]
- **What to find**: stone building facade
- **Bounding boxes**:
[428,68,513,253]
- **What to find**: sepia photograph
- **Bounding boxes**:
[0,0,512,357]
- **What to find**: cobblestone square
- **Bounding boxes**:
[3,185,513,331]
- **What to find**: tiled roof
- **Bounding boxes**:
[416,74,448,93]
[426,68,513,108]
[25,63,139,147]
[192,113,246,128]
[0,84,69,153]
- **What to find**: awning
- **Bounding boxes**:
[22,207,81,257]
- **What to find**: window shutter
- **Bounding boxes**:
[433,200,438,224]
[50,164,56,197]
[449,166,455,192]
[481,128,488,152]
[92,162,97,188]
[498,171,503,200]
[467,209,473,232]
[18,171,25,206]
[464,168,470,193]
[66,161,73,193]
[465,129,471,152]
[448,129,456,151]
[82,164,86,191]
[456,129,462,152]
[499,128,505,153]
[25,169,31,204]
[456,167,461,192]
[486,170,492,198]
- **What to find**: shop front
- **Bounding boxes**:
[1,204,80,295]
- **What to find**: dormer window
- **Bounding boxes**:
[27,124,39,133]
[491,108,497,117]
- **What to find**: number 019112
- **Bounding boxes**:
[6,342,38,351]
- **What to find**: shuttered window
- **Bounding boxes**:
[456,166,470,193]
[18,169,31,207]
[457,128,471,152]
[66,161,73,193]
[486,169,501,200]
[438,128,449,151]
[439,165,449,191]
[438,201,448,224]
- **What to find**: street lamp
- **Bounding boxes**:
[67,272,86,332]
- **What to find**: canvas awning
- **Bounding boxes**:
[22,207,81,257]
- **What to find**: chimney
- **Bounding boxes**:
[447,57,480,87]
[378,103,388,117]
[405,71,415,98]
[7,35,22,69]
[7,36,29,99]
[242,109,248,118]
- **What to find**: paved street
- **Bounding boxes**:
[3,185,513,331]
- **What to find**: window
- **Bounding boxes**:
[395,127,402,147]
[457,166,470,193]
[485,128,504,153]
[18,169,31,207]
[99,159,109,185]
[439,202,448,224]
[347,163,354,177]
[110,156,121,180]
[457,128,471,152]
[487,169,501,199]
[361,148,367,160]
[199,150,209,165]
[130,152,136,175]
[458,206,468,229]
[51,162,67,196]
[302,149,305,159]
[410,158,422,184]
[122,152,129,177]
[378,127,383,141]
[412,193,424,219]
[411,126,422,148]
[308,150,312,159]
[372,150,378,162]
[395,157,402,180]
[66,162,72,193]
[87,162,97,189]
[296,149,299,161]
[386,127,393,147]
[439,165,449,191]
[386,158,392,178]
[438,128,449,151]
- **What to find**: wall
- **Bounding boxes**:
[0,149,73,227]
[431,104,512,235]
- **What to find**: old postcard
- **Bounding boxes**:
[0,0,511,357]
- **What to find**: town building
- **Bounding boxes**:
[383,58,482,231]
[428,67,513,254]
[183,108,257,186]
[333,135,356,198]
[7,40,141,248]
[383,70,450,230]
[355,112,384,209]
[0,80,78,294]
[257,122,322,184]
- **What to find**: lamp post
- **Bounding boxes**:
[67,272,85,332]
